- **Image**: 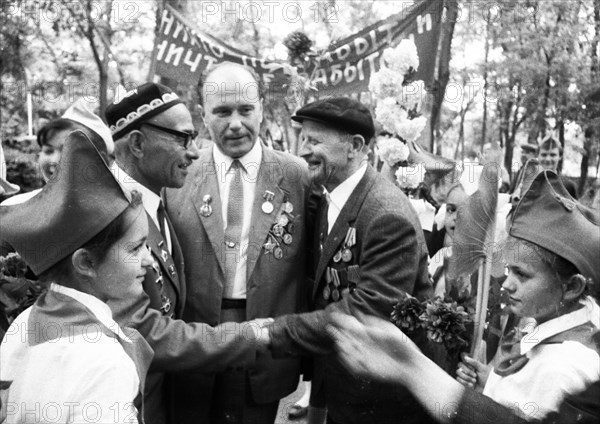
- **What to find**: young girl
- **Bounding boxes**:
[1,130,153,423]
[328,169,599,423]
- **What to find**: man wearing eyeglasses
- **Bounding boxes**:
[105,82,200,423]
[104,83,276,424]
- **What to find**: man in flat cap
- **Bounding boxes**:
[267,97,434,424]
[104,82,272,424]
[164,62,311,424]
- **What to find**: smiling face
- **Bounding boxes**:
[137,104,199,193]
[502,238,564,323]
[92,205,152,303]
[538,147,561,172]
[201,64,263,159]
[298,120,354,191]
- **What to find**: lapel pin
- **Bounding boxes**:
[168,264,176,277]
[161,249,169,262]
[200,194,213,217]
[262,190,275,214]
[283,233,293,245]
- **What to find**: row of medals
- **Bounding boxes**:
[324,227,357,301]
[263,193,295,260]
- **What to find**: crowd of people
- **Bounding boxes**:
[0,61,598,424]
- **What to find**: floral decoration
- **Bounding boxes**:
[370,38,428,189]
[391,292,472,356]
[395,163,426,191]
[0,252,46,327]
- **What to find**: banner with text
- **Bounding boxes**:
[154,0,442,97]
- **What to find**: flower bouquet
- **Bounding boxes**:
[0,252,45,335]
[391,292,472,372]
[369,39,428,192]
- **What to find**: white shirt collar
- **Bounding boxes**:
[521,297,600,354]
[212,139,262,180]
[111,162,161,217]
[328,163,368,212]
[49,283,132,343]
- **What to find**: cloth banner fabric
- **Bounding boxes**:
[154,0,442,98]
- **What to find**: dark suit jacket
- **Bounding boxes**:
[164,146,311,417]
[270,165,435,424]
[137,215,184,424]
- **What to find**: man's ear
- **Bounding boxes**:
[563,274,587,302]
[127,131,145,159]
[348,135,366,157]
[71,248,97,279]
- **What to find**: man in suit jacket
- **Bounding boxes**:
[268,97,434,424]
[165,62,310,424]
[104,83,272,424]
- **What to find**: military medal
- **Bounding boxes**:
[263,241,276,254]
[272,224,284,237]
[200,194,213,217]
[323,285,331,300]
[347,227,356,247]
[262,191,275,214]
[331,269,341,287]
[277,214,289,226]
[283,202,294,213]
[160,295,171,314]
[333,250,342,263]
[342,248,352,262]
[332,288,340,301]
[283,233,293,245]
[274,247,283,259]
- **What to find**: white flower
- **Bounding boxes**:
[375,98,407,135]
[397,80,426,113]
[396,163,425,190]
[395,115,427,143]
[368,66,404,99]
[383,39,419,76]
[376,135,410,167]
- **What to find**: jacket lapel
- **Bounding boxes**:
[192,150,226,274]
[246,148,285,281]
[313,166,378,299]
[146,217,180,297]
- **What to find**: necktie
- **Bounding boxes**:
[318,193,330,251]
[157,200,168,242]
[224,160,244,298]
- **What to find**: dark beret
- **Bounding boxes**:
[292,97,375,141]
[105,82,183,140]
[520,143,538,154]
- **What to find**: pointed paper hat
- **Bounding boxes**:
[62,98,114,155]
[508,169,600,284]
[0,144,20,196]
[0,131,130,275]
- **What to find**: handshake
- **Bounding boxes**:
[247,317,274,351]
